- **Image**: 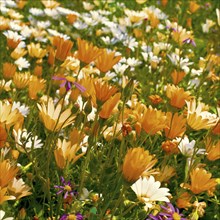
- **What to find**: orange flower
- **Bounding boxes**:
[66,14,77,24]
[161,140,179,154]
[166,84,192,109]
[53,36,73,61]
[3,62,16,79]
[13,72,30,89]
[27,43,47,59]
[186,99,218,130]
[54,139,85,169]
[99,93,121,119]
[94,80,118,103]
[165,112,186,139]
[76,38,103,64]
[148,95,163,105]
[171,70,186,85]
[212,121,220,135]
[48,47,55,66]
[0,124,7,148]
[122,147,157,182]
[205,138,220,161]
[189,168,217,195]
[0,160,19,188]
[34,65,43,77]
[189,1,200,13]
[28,76,46,100]
[141,106,167,135]
[176,192,192,209]
[95,49,121,73]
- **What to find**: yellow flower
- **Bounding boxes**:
[28,76,46,100]
[37,99,75,132]
[189,1,200,13]
[27,43,47,59]
[8,178,32,199]
[0,101,22,130]
[13,72,30,89]
[166,84,192,109]
[186,99,218,130]
[54,139,85,169]
[189,168,217,195]
[41,0,60,8]
[95,49,121,73]
[0,187,15,205]
[53,36,73,61]
[11,47,27,60]
[94,80,118,103]
[141,106,167,135]
[165,112,186,139]
[122,147,156,182]
[76,38,103,64]
[0,160,19,188]
[99,93,121,119]
[155,165,176,183]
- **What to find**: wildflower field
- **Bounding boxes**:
[0,0,220,219]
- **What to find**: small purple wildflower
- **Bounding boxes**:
[183,38,196,47]
[60,213,83,220]
[54,176,77,199]
[52,76,86,92]
[147,202,187,220]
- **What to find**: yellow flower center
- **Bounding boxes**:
[64,185,72,192]
[172,212,181,220]
[67,214,76,220]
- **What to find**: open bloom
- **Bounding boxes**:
[27,42,47,58]
[131,176,171,211]
[54,176,77,199]
[60,213,83,220]
[37,99,75,132]
[186,99,218,130]
[122,147,157,182]
[0,187,16,205]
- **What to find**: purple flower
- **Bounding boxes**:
[183,38,196,47]
[60,213,83,220]
[147,203,186,220]
[54,176,77,199]
[52,76,86,92]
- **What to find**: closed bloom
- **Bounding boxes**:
[27,42,47,58]
[155,165,176,183]
[171,70,186,85]
[188,168,217,195]
[3,62,16,79]
[165,112,186,139]
[94,80,118,103]
[0,124,7,148]
[141,106,167,135]
[28,76,46,100]
[37,99,75,132]
[176,192,192,209]
[0,160,19,188]
[205,138,220,161]
[176,135,205,157]
[166,84,192,109]
[148,95,163,105]
[54,139,85,169]
[76,38,103,64]
[122,147,157,182]
[99,93,121,119]
[11,47,27,60]
[131,176,171,211]
[53,36,73,61]
[186,99,218,130]
[95,49,121,73]
[7,178,32,199]
[13,72,30,89]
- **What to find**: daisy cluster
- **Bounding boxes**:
[0,0,219,219]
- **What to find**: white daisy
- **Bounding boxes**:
[0,210,14,220]
[14,57,30,71]
[131,176,170,211]
[12,102,29,117]
[13,129,43,153]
